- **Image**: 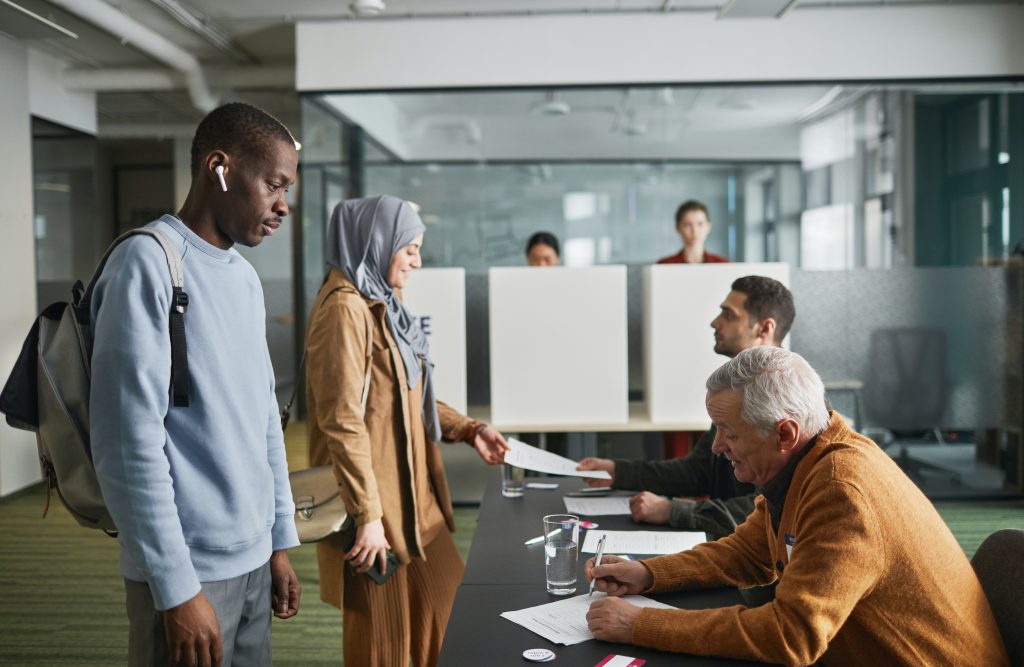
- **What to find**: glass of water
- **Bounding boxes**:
[542,514,579,595]
[501,464,525,498]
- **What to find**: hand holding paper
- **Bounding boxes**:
[504,437,612,479]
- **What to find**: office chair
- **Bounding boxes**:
[971,528,1024,666]
[862,327,957,487]
[862,327,948,439]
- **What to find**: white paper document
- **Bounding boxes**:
[500,593,674,645]
[504,437,612,479]
[563,495,632,516]
[582,529,705,555]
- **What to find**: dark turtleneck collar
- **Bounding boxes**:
[762,434,818,535]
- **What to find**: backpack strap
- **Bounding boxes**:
[82,227,190,408]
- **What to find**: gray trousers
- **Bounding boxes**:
[125,562,271,667]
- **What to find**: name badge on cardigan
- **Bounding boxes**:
[784,533,796,560]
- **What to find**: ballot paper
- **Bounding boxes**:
[582,529,705,555]
[563,495,631,516]
[504,438,612,479]
[501,593,674,646]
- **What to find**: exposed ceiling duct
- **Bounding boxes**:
[48,0,218,113]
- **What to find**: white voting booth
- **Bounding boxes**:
[400,268,468,413]
[400,269,478,500]
[489,266,629,427]
[643,263,790,424]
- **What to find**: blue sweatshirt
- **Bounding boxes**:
[90,215,299,610]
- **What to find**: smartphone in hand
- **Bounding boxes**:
[342,526,399,585]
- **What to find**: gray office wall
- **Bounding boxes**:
[790,267,1007,430]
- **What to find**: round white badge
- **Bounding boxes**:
[523,647,556,662]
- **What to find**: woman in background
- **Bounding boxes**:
[526,231,561,266]
[305,195,507,667]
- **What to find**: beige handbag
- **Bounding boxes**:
[290,465,351,543]
[287,294,373,544]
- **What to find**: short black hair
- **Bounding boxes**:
[731,275,796,344]
[190,102,294,176]
[526,231,560,257]
[674,199,710,226]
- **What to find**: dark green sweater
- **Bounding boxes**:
[613,427,758,538]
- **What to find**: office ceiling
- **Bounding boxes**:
[4,0,1019,155]
[322,85,837,161]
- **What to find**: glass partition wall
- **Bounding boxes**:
[298,83,1024,498]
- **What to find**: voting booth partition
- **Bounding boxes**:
[643,263,791,424]
[400,268,468,413]
[488,266,630,428]
[400,268,480,500]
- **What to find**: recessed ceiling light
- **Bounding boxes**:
[350,0,385,16]
[530,91,571,116]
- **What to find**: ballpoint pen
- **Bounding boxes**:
[588,534,607,598]
[524,529,559,546]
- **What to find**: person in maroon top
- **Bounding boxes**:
[658,200,728,457]
[658,199,729,264]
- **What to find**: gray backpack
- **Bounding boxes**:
[0,228,190,533]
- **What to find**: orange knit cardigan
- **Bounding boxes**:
[631,412,1008,667]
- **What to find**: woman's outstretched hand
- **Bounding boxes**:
[472,425,509,465]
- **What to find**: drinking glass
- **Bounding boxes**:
[501,463,525,498]
[542,514,579,595]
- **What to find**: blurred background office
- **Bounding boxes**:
[1,5,1023,663]
[3,0,1023,503]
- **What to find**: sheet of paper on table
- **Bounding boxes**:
[582,529,705,555]
[504,437,612,479]
[500,593,674,646]
[563,495,632,516]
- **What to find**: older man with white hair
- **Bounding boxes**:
[585,347,1008,667]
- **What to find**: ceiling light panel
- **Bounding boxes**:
[0,0,78,39]
[718,0,798,19]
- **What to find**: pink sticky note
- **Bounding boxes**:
[594,654,646,667]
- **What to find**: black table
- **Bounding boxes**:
[464,476,672,586]
[439,475,768,666]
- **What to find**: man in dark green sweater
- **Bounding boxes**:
[578,275,795,539]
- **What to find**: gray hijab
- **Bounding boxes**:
[325,195,441,442]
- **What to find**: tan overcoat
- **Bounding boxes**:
[305,269,476,608]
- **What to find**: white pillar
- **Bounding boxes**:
[0,34,42,496]
[173,136,191,211]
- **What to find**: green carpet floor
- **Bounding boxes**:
[0,482,477,666]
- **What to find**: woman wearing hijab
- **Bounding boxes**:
[305,195,508,667]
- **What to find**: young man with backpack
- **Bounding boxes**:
[89,102,301,667]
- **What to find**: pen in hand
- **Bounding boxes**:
[588,534,607,598]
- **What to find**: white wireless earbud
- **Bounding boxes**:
[214,165,228,192]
